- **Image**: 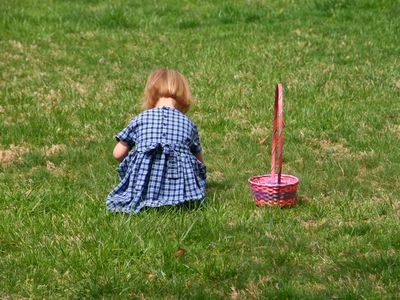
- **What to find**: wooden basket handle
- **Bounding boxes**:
[270,84,283,184]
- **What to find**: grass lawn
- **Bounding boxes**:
[1,0,400,298]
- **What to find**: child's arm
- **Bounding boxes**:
[113,141,130,162]
[196,152,204,164]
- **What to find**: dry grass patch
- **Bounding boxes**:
[318,138,349,156]
[354,150,375,159]
[357,162,383,175]
[305,282,326,293]
[95,80,116,100]
[301,219,322,229]
[0,149,17,164]
[243,281,262,299]
[74,82,88,96]
[387,124,400,138]
[311,137,379,162]
[46,161,57,171]
[0,144,29,164]
[208,171,225,182]
[250,125,268,137]
[45,161,68,175]
[250,125,269,144]
[42,144,67,156]
[356,122,373,138]
[102,80,116,94]
[9,40,24,50]
[395,79,400,89]
[33,88,61,111]
[226,108,250,126]
[0,52,22,64]
[223,131,241,143]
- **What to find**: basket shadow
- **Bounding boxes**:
[295,195,308,207]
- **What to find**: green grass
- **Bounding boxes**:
[1,0,400,298]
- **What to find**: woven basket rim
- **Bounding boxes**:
[248,174,299,187]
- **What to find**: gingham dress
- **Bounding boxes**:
[106,106,206,214]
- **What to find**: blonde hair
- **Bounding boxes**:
[143,69,193,113]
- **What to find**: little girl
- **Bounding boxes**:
[106,69,206,213]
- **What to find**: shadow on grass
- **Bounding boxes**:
[138,179,233,214]
[295,195,309,207]
[206,179,233,195]
[105,179,233,216]
[138,200,206,215]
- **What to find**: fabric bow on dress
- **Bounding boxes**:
[138,143,179,180]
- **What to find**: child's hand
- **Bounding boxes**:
[196,152,204,164]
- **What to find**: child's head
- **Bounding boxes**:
[143,69,192,113]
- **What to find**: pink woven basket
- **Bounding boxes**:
[249,84,299,207]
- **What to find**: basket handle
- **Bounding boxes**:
[270,84,283,184]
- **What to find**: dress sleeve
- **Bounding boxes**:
[190,124,203,154]
[115,119,136,149]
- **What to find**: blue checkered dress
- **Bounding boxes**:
[106,106,206,213]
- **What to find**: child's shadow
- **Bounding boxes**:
[140,200,206,214]
[139,179,232,214]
